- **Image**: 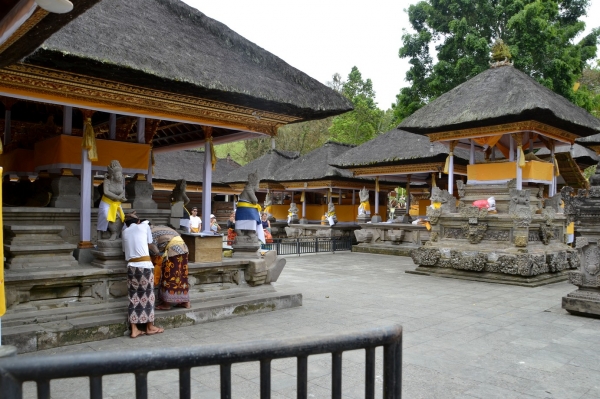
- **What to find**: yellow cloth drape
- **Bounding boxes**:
[102,195,125,223]
[264,205,272,215]
[327,211,336,217]
[0,138,3,155]
[0,166,5,316]
[443,141,458,174]
[554,157,560,177]
[518,145,526,168]
[360,201,370,212]
[237,201,262,212]
[425,221,431,231]
[567,222,575,234]
[300,191,305,202]
[81,117,98,162]
[208,137,217,171]
[432,202,441,209]
[375,178,379,193]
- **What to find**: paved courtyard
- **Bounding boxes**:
[17,252,600,399]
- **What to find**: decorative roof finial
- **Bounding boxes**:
[490,38,513,68]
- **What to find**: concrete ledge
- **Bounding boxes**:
[2,289,302,353]
[408,266,570,287]
[352,245,417,257]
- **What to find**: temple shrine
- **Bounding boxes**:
[399,51,600,286]
[0,0,351,351]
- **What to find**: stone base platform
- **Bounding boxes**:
[562,288,600,319]
[409,266,570,287]
[2,285,301,353]
[352,244,417,257]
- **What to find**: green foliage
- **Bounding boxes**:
[583,164,597,180]
[393,0,600,121]
[578,59,600,117]
[329,67,396,145]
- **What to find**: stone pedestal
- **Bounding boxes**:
[371,214,382,223]
[562,184,600,318]
[170,201,184,229]
[232,233,261,259]
[4,225,78,269]
[50,176,80,208]
[126,181,157,209]
[91,239,127,269]
[182,233,222,263]
[287,215,299,225]
[299,218,308,224]
[357,214,370,224]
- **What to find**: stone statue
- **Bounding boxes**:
[326,201,337,226]
[170,179,190,231]
[287,202,299,225]
[358,187,370,216]
[233,172,263,258]
[430,187,457,213]
[98,160,126,240]
[264,191,275,222]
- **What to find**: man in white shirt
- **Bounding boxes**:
[189,207,202,233]
[122,213,164,338]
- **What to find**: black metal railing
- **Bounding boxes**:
[263,237,353,256]
[0,325,402,399]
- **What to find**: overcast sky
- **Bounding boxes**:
[184,1,600,110]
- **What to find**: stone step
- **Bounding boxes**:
[2,289,303,353]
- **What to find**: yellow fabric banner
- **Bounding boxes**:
[237,201,262,212]
[82,117,99,161]
[0,166,5,316]
[101,195,125,223]
[360,201,371,213]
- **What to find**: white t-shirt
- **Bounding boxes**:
[190,215,202,229]
[122,221,153,269]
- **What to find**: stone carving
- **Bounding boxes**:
[169,179,190,230]
[287,202,299,225]
[483,230,510,241]
[509,188,530,215]
[126,177,157,210]
[233,172,262,258]
[514,235,528,247]
[426,206,442,225]
[456,180,466,198]
[357,187,371,222]
[545,193,562,213]
[410,247,440,266]
[430,187,456,213]
[98,160,126,240]
[461,222,488,244]
[507,178,517,189]
[584,244,600,275]
[326,201,337,226]
[549,251,568,273]
[528,231,540,242]
[430,231,439,242]
[539,208,556,245]
[354,230,373,243]
[444,228,465,239]
[458,203,488,220]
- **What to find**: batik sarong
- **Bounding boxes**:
[127,266,155,324]
[227,228,236,245]
[159,253,190,304]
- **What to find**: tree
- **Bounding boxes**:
[578,60,600,117]
[329,67,395,145]
[393,0,600,121]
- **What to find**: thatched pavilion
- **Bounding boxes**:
[0,0,351,351]
[400,63,600,286]
[331,129,478,216]
[274,141,397,223]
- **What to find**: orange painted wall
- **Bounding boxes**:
[270,203,387,222]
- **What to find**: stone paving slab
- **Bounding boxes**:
[13,252,600,398]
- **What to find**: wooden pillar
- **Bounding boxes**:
[62,106,72,135]
[137,117,145,144]
[109,114,116,140]
[352,190,355,205]
[338,189,342,205]
[406,175,411,211]
[3,107,11,145]
[469,140,475,165]
[374,177,380,215]
[78,110,94,252]
[302,190,306,218]
[550,143,556,196]
[448,153,454,195]
[202,128,213,234]
[509,135,514,162]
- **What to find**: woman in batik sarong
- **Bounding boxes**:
[149,225,191,310]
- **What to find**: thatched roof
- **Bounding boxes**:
[277,141,359,181]
[220,149,299,184]
[331,129,476,168]
[153,150,240,184]
[22,0,352,120]
[536,144,599,168]
[399,66,600,137]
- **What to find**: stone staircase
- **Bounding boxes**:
[2,283,302,353]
